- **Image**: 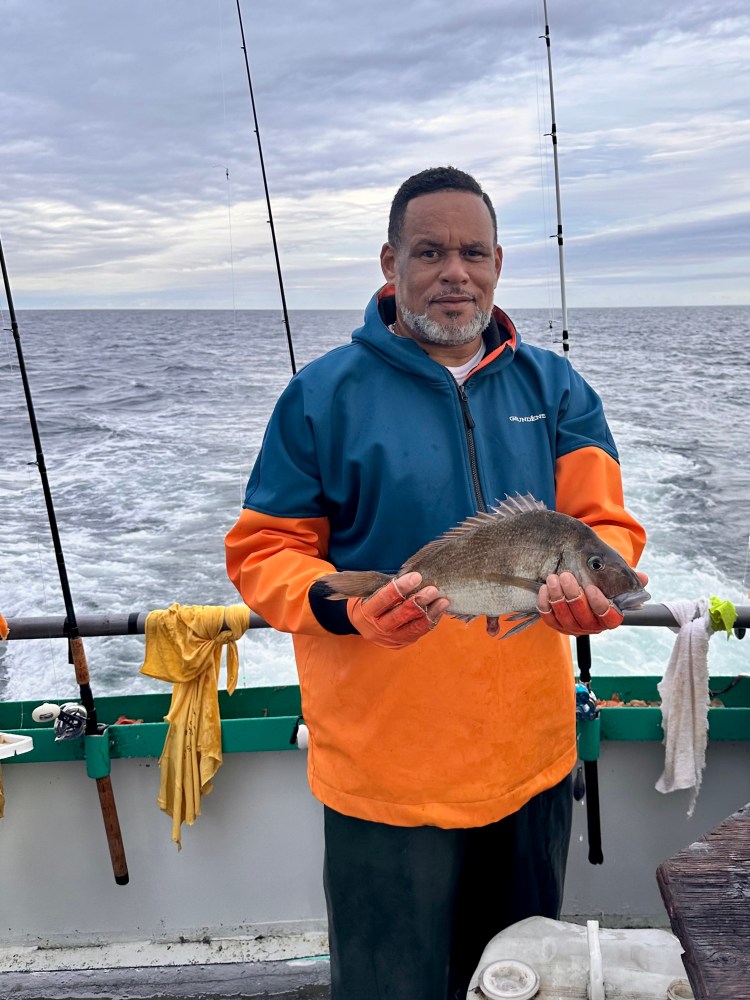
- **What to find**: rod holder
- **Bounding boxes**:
[85,731,111,780]
[577,716,601,762]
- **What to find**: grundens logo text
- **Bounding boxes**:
[509,413,547,423]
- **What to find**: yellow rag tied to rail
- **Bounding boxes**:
[708,596,738,638]
[140,603,250,848]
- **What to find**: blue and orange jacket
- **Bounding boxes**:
[226,288,646,828]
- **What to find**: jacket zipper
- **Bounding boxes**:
[456,383,487,513]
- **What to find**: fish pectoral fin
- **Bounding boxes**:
[500,612,540,639]
[485,573,543,594]
[450,613,479,624]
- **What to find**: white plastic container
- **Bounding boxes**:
[468,916,693,999]
[0,732,33,759]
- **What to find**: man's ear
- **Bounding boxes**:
[495,245,503,284]
[380,243,397,282]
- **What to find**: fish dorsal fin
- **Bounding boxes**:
[407,493,547,567]
[419,494,547,553]
[489,493,547,517]
[442,493,546,536]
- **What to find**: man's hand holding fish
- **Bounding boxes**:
[537,569,650,637]
[345,571,451,649]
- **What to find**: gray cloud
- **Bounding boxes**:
[0,0,748,308]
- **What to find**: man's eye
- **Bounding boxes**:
[464,249,485,258]
[421,250,439,259]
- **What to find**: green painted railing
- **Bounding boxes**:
[1,677,748,764]
[587,675,750,742]
[0,685,303,763]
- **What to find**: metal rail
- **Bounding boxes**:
[3,605,748,640]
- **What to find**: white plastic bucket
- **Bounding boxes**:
[468,916,690,999]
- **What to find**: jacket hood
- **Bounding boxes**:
[350,286,519,383]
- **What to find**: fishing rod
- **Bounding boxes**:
[235,0,297,375]
[539,1,601,861]
[540,0,570,356]
[0,235,129,885]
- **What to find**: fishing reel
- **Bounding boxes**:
[575,683,598,722]
[54,703,88,740]
[573,684,598,803]
[31,701,89,740]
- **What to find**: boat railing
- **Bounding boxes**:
[3,604,749,639]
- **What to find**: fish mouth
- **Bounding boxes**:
[613,588,651,612]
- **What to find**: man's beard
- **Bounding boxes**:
[400,302,491,346]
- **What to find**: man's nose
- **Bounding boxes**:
[439,251,469,282]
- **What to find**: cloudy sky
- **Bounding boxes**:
[1,0,748,310]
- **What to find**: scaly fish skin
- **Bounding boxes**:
[320,494,649,637]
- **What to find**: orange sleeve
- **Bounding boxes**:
[225,509,337,636]
[555,446,646,567]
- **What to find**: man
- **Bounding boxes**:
[226,166,646,1000]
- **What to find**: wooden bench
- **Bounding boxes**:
[657,802,750,999]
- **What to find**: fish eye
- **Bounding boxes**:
[587,555,605,572]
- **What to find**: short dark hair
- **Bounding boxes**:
[387,166,497,248]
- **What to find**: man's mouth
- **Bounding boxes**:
[430,295,475,305]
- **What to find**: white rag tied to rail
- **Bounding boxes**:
[655,598,713,816]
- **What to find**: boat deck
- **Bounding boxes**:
[0,960,331,1000]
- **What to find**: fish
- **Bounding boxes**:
[319,493,649,638]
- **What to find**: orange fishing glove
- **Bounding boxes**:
[537,572,624,637]
[538,591,623,636]
[347,578,436,649]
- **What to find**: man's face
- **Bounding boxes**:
[380,190,503,346]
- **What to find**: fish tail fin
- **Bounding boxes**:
[317,570,391,601]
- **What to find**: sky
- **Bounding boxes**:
[0,0,748,311]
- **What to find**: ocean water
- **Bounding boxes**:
[1,307,748,701]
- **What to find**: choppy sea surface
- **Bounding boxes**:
[1,307,748,700]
